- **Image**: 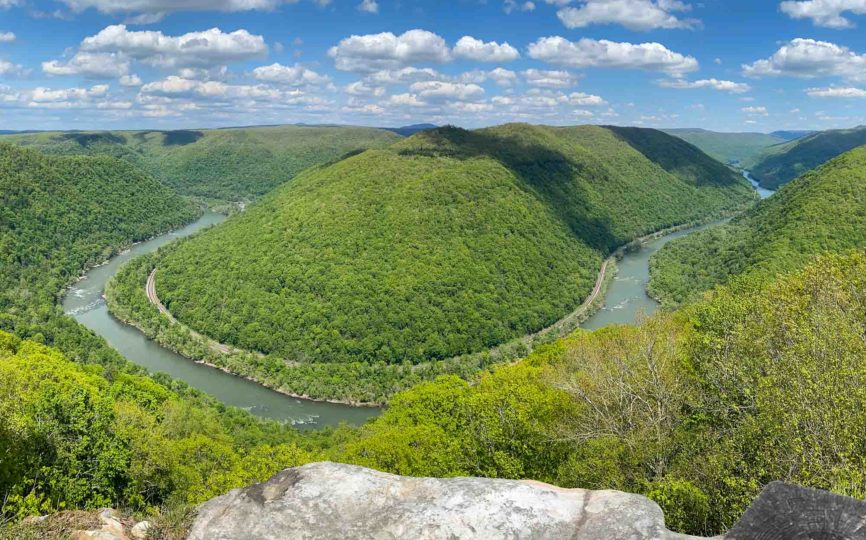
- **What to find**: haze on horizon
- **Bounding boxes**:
[1,0,866,133]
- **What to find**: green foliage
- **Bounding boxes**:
[747,125,866,189]
[662,128,785,166]
[649,146,866,307]
[3,126,399,201]
[135,125,753,397]
[0,332,317,518]
[342,252,866,535]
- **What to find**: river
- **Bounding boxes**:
[63,211,379,428]
[581,170,774,330]
[65,176,771,426]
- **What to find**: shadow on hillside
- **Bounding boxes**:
[397,126,620,253]
[605,125,740,187]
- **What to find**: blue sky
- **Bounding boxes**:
[1,0,866,131]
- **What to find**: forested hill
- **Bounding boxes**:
[149,124,755,385]
[747,125,866,189]
[649,146,866,307]
[0,142,197,357]
[1,125,399,202]
[662,128,786,166]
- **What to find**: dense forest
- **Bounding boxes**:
[339,250,866,536]
[2,126,399,202]
[747,125,866,189]
[121,124,755,400]
[662,128,786,166]
[648,146,866,307]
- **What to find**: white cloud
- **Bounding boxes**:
[120,74,143,86]
[328,29,451,72]
[58,0,284,18]
[504,0,536,12]
[81,25,267,69]
[741,106,768,116]
[345,80,386,96]
[522,68,579,88]
[780,0,866,29]
[0,59,24,76]
[557,0,700,31]
[365,67,444,84]
[806,86,866,98]
[42,52,130,79]
[657,78,751,93]
[743,38,866,81]
[408,81,485,101]
[453,36,520,62]
[251,63,331,86]
[0,32,14,43]
[528,36,698,74]
[357,0,378,13]
[0,0,21,8]
[488,67,519,85]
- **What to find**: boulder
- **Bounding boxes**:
[188,462,703,540]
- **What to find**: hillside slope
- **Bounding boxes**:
[662,128,785,166]
[747,125,866,189]
[129,124,754,401]
[649,146,866,306]
[2,126,399,201]
[0,143,198,352]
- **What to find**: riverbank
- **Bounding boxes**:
[105,206,744,409]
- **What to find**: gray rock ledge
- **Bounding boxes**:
[188,462,704,540]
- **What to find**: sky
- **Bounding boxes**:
[1,0,866,132]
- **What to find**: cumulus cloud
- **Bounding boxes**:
[329,30,451,72]
[0,31,14,43]
[522,68,579,88]
[557,0,700,31]
[365,67,444,84]
[357,0,378,13]
[488,67,519,85]
[345,80,386,96]
[408,81,485,101]
[453,36,520,62]
[741,106,768,116]
[657,78,751,93]
[0,59,24,76]
[780,0,866,28]
[120,74,143,86]
[251,63,331,86]
[806,86,866,97]
[80,25,267,69]
[528,36,698,74]
[743,38,866,81]
[503,0,536,13]
[42,52,130,79]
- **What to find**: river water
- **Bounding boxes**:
[64,175,771,426]
[62,211,379,428]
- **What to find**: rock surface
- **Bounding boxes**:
[188,462,704,540]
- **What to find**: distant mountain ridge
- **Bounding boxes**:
[383,123,439,136]
[770,130,815,141]
[649,145,866,306]
[662,128,785,166]
[747,125,866,189]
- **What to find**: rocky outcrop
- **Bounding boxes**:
[188,462,704,540]
[189,462,866,540]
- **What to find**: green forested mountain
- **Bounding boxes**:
[747,125,866,189]
[120,124,755,401]
[649,146,866,306]
[0,143,197,348]
[2,126,399,201]
[662,128,785,166]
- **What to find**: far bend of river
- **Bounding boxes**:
[581,172,774,330]
[63,211,379,428]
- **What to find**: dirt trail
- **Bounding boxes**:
[147,269,236,355]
